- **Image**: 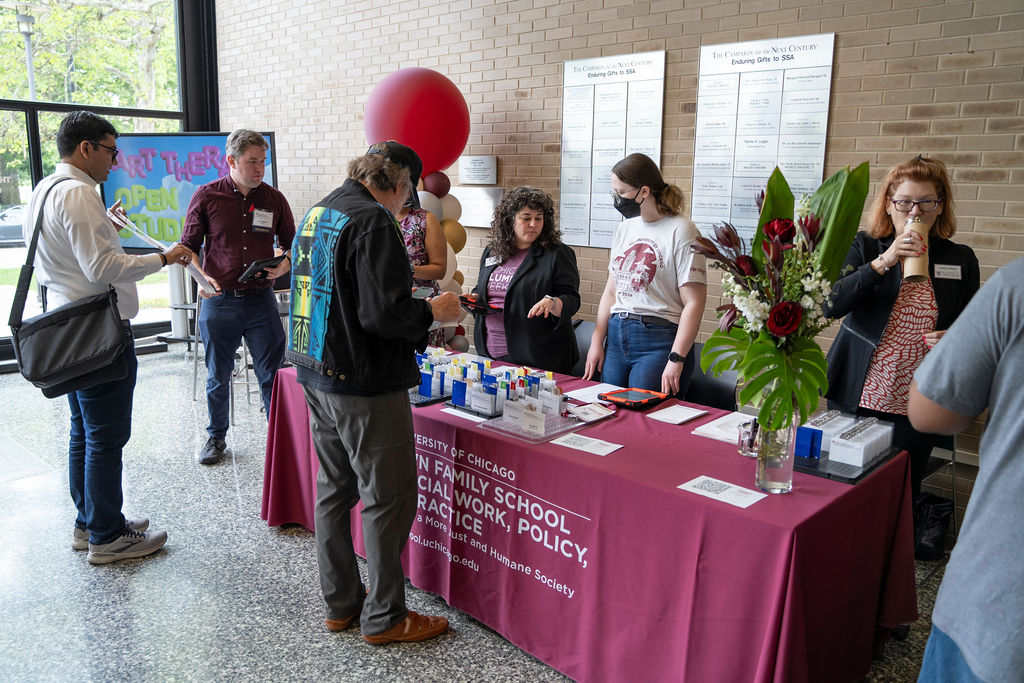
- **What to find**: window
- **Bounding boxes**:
[0,1,216,357]
[2,2,181,111]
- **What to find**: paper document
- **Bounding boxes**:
[647,405,708,425]
[678,476,767,508]
[565,383,623,403]
[690,411,750,444]
[441,407,488,423]
[567,403,615,423]
[107,204,217,293]
[550,433,622,456]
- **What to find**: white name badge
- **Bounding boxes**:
[252,208,274,229]
[934,264,961,280]
[485,256,500,268]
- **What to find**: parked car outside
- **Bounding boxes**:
[0,205,26,247]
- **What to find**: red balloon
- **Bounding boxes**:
[364,68,470,176]
[422,171,451,198]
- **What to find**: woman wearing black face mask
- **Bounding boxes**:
[583,153,708,396]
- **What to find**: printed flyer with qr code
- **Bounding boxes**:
[678,476,767,508]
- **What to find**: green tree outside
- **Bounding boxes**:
[1,1,181,205]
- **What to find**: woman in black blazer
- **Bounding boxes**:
[825,156,979,499]
[470,187,581,374]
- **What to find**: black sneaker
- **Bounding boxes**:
[198,436,227,465]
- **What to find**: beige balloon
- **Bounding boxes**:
[442,218,467,254]
[452,270,464,286]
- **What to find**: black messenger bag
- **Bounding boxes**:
[8,177,130,398]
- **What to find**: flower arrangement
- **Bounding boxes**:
[694,163,870,430]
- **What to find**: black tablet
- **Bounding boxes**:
[238,255,287,283]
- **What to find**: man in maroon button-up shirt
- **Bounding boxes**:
[181,129,296,465]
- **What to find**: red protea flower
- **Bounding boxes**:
[736,255,757,277]
[798,214,821,249]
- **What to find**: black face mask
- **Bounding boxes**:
[612,187,644,219]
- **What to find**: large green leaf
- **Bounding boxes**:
[810,162,870,282]
[700,327,751,375]
[735,334,829,430]
[751,168,794,269]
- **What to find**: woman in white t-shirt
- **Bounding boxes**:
[583,154,707,395]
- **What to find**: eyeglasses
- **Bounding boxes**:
[90,140,119,161]
[891,198,941,213]
[610,187,642,201]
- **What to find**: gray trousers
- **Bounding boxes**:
[302,386,417,635]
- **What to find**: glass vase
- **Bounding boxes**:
[755,421,796,494]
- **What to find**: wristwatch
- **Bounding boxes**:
[543,295,557,302]
[667,351,684,363]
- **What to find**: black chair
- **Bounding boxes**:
[683,341,738,411]
[571,319,596,378]
[922,433,960,545]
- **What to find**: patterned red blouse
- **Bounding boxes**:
[859,279,938,414]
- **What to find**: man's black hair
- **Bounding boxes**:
[56,111,119,159]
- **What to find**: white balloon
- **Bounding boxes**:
[418,191,442,218]
[439,242,456,285]
[440,194,462,222]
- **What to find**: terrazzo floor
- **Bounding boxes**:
[0,344,944,682]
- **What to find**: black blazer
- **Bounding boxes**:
[823,231,980,412]
[472,242,581,374]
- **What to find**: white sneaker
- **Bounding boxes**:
[87,527,167,565]
[72,518,150,550]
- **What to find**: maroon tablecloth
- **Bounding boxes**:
[263,367,917,682]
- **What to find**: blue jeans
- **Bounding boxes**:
[68,332,138,545]
[198,288,285,439]
[918,625,983,683]
[602,314,695,396]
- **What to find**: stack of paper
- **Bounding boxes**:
[647,405,708,425]
[690,411,750,444]
[564,383,623,404]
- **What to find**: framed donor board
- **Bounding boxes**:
[691,33,834,243]
[559,51,666,248]
[100,132,278,251]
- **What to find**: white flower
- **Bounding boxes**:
[796,194,811,219]
[801,295,814,309]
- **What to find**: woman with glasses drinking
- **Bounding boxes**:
[824,156,979,505]
[583,153,707,395]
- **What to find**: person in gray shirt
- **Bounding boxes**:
[908,256,1024,683]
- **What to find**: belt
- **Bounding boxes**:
[223,288,266,297]
[615,312,675,328]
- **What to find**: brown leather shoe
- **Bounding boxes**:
[325,609,361,632]
[362,610,449,645]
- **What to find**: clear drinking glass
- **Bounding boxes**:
[737,419,759,458]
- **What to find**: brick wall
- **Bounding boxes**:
[216,0,1023,459]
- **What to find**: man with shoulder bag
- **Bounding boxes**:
[19,111,191,565]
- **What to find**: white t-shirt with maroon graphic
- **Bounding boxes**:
[608,215,706,324]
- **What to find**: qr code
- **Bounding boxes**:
[559,435,590,448]
[692,478,730,495]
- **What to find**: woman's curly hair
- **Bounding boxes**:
[488,186,561,263]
